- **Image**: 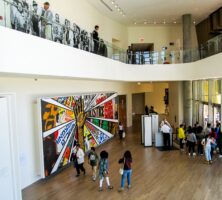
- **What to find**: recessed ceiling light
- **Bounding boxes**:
[154,21,156,24]
[173,21,177,24]
[111,1,114,4]
[115,4,118,8]
[134,22,137,25]
[193,20,196,24]
[144,21,147,25]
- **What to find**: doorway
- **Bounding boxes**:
[129,43,154,64]
[0,94,21,200]
[132,93,145,127]
[118,95,127,129]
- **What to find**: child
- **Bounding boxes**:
[202,134,215,164]
[88,147,98,181]
[98,150,113,191]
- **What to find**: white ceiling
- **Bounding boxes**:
[86,0,222,25]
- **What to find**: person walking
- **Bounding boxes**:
[187,128,197,157]
[118,150,132,192]
[118,122,124,140]
[74,144,86,177]
[88,147,99,181]
[178,124,186,151]
[98,150,113,191]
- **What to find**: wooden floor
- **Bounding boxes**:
[23,118,222,200]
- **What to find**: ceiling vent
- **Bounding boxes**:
[100,0,113,12]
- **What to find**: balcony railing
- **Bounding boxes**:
[0,0,222,65]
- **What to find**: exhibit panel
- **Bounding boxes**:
[141,115,152,147]
[39,92,118,178]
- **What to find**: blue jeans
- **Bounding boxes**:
[205,146,211,161]
[121,169,132,188]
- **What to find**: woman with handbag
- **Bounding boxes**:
[118,150,132,192]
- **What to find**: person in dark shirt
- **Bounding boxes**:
[92,25,99,54]
[118,150,132,192]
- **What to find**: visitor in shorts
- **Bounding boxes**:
[88,147,98,181]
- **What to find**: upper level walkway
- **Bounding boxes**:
[1,26,222,82]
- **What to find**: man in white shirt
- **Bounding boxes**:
[74,144,86,177]
[161,122,171,149]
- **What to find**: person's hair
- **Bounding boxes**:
[100,150,108,159]
[95,25,99,29]
[76,143,80,147]
[207,123,211,128]
[180,124,183,128]
[211,127,215,132]
[91,147,95,151]
[44,2,50,6]
[124,150,132,159]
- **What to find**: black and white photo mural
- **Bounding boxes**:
[0,0,108,57]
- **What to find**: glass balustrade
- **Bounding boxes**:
[0,0,221,65]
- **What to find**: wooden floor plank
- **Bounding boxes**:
[23,121,222,200]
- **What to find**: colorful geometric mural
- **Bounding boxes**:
[40,92,118,177]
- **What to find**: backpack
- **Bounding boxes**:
[90,153,96,161]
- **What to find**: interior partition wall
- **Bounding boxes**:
[192,79,221,127]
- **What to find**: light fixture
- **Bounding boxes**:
[193,20,196,24]
[163,19,166,24]
[144,21,147,25]
[134,22,137,25]
[110,1,126,17]
[173,21,177,24]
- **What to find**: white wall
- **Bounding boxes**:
[128,24,198,52]
[1,26,222,82]
[0,77,134,189]
[34,0,128,49]
[145,83,169,114]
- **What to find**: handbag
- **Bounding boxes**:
[119,168,124,175]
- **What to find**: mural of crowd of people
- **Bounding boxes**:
[0,0,108,56]
[40,92,118,177]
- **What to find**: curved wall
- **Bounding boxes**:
[0,27,222,82]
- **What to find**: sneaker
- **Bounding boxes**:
[219,155,222,158]
[127,185,131,189]
[99,187,103,192]
[118,187,124,192]
[193,153,196,156]
[204,161,210,165]
[108,186,113,190]
[188,153,191,156]
[209,160,213,164]
[76,174,80,177]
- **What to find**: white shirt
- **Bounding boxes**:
[74,148,85,164]
[161,124,171,133]
[206,138,213,148]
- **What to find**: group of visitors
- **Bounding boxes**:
[71,144,133,192]
[145,105,158,115]
[178,121,222,164]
